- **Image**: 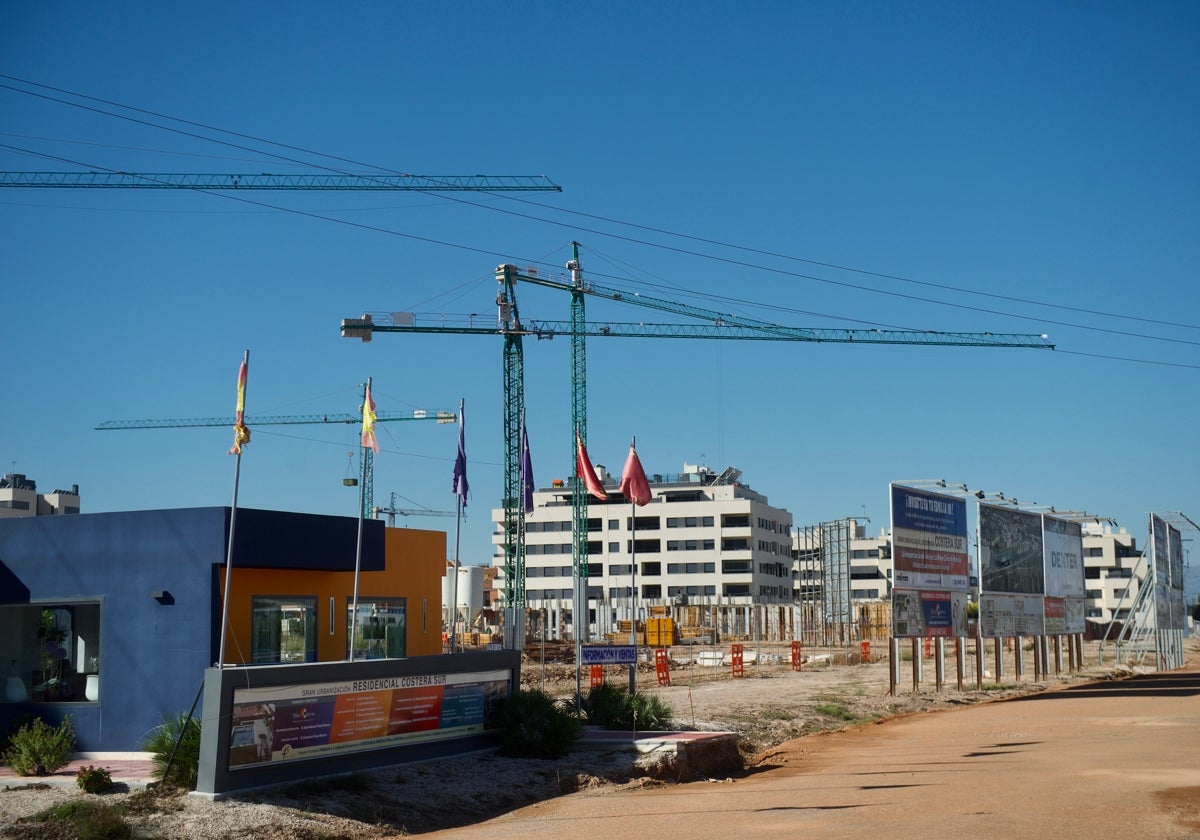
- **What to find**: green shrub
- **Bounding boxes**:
[76,763,113,793]
[628,692,674,731]
[38,799,134,839]
[141,713,201,790]
[584,683,674,731]
[3,715,76,776]
[492,689,582,758]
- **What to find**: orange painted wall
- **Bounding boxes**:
[220,526,446,663]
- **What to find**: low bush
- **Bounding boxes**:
[37,799,133,839]
[2,715,76,776]
[76,763,113,793]
[492,689,582,758]
[584,683,674,731]
[141,713,201,790]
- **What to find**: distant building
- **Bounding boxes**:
[0,473,80,518]
[491,461,793,640]
[1081,523,1142,634]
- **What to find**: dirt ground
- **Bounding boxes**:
[0,639,1167,838]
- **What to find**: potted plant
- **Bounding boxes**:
[36,610,67,699]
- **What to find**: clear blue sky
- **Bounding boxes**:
[3,2,1197,601]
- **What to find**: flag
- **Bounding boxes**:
[520,423,535,514]
[361,384,379,453]
[575,430,607,501]
[452,400,468,507]
[619,442,652,506]
[228,359,250,455]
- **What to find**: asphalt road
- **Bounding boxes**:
[431,646,1200,839]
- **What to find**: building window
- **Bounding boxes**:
[0,603,102,703]
[722,514,750,528]
[253,596,317,664]
[608,542,621,553]
[608,520,619,530]
[1086,608,1103,618]
[629,539,661,554]
[640,562,662,577]
[347,598,406,660]
[641,584,662,599]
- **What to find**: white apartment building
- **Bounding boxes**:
[0,473,80,519]
[1081,523,1142,631]
[491,462,793,639]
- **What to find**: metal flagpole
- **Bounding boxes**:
[349,377,371,661]
[629,493,638,693]
[450,398,467,654]
[218,349,249,669]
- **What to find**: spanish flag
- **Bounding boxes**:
[361,384,379,453]
[228,360,250,455]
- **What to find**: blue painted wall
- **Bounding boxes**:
[0,507,383,751]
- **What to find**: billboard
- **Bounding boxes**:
[1151,514,1169,588]
[892,587,969,638]
[1043,516,1085,599]
[890,485,969,592]
[980,592,1045,637]
[228,668,511,769]
[979,504,1045,595]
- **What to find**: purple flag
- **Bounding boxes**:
[452,400,468,507]
[520,423,535,514]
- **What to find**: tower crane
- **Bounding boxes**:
[13,164,558,519]
[0,172,560,191]
[373,492,456,526]
[96,407,456,518]
[341,244,1055,647]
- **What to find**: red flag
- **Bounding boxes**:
[228,359,250,455]
[575,430,607,501]
[361,384,379,453]
[619,443,652,506]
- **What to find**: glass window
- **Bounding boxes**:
[0,602,102,703]
[347,598,406,660]
[252,596,317,664]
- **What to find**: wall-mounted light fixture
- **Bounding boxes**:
[151,590,174,605]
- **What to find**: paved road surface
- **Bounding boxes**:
[432,650,1200,839]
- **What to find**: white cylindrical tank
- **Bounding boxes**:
[442,565,486,623]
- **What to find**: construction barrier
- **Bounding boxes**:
[860,640,871,663]
[731,643,745,678]
[654,648,671,686]
[790,640,803,671]
[590,665,604,688]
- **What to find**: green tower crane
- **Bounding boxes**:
[96,406,456,519]
[10,166,558,519]
[341,247,1055,649]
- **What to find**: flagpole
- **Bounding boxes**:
[450,398,468,655]
[218,349,249,670]
[349,376,371,661]
[628,436,638,694]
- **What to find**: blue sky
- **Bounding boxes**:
[3,2,1198,601]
